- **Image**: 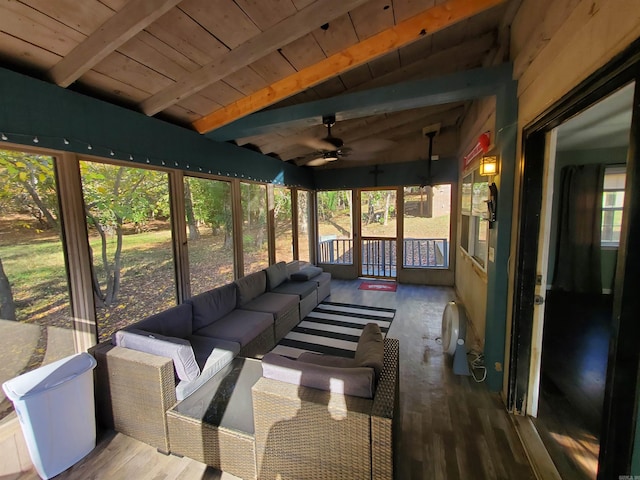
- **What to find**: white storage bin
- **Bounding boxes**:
[2,352,97,479]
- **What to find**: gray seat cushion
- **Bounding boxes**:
[240,292,299,319]
[187,283,237,330]
[187,335,241,369]
[127,303,193,338]
[176,335,240,401]
[261,352,375,399]
[194,309,273,347]
[265,261,289,290]
[235,271,267,306]
[271,280,316,299]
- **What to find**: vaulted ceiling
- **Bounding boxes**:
[0,0,518,169]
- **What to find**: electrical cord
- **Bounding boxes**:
[467,350,487,383]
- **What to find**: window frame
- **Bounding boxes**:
[601,165,626,248]
[460,169,490,269]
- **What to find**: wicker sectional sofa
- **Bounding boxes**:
[92,262,329,452]
[91,262,399,479]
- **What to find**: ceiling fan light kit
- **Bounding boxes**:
[295,114,397,167]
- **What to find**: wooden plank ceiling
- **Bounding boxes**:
[0,0,514,169]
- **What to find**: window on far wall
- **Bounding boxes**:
[402,185,451,268]
[461,170,489,268]
[317,190,353,265]
[601,166,626,247]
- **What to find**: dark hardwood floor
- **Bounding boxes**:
[12,280,534,480]
[532,291,612,480]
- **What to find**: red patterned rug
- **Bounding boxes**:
[358,281,397,292]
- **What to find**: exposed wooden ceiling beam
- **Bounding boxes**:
[48,0,183,88]
[206,63,512,141]
[139,0,371,116]
[193,0,506,134]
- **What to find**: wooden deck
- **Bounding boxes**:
[11,280,534,479]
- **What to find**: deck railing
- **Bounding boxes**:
[318,237,449,271]
[402,238,448,268]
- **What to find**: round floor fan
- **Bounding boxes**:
[441,301,471,376]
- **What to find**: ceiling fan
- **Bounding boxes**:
[292,115,396,167]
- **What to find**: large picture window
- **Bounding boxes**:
[241,182,268,273]
[274,186,293,264]
[185,176,234,294]
[80,160,176,341]
[461,170,489,268]
[317,190,353,265]
[297,190,312,262]
[403,185,451,268]
[0,150,74,421]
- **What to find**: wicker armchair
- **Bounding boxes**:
[252,338,399,480]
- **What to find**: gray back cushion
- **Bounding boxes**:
[265,261,288,290]
[187,283,237,331]
[354,323,384,379]
[114,329,200,382]
[262,352,375,399]
[129,303,193,338]
[235,271,266,306]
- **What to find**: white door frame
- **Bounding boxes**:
[526,129,558,417]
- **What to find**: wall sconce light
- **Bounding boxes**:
[480,155,498,176]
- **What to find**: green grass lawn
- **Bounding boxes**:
[1,211,451,338]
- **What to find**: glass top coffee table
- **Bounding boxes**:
[166,357,263,479]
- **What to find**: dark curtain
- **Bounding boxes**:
[552,164,605,294]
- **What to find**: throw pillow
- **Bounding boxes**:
[290,265,322,281]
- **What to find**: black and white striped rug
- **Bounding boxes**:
[271,301,395,359]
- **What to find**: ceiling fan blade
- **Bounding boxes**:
[306,157,332,166]
[298,137,337,151]
[348,138,397,153]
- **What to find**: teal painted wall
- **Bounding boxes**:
[484,80,518,391]
[0,67,314,188]
[547,147,628,291]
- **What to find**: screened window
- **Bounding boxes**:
[185,176,234,294]
[241,182,268,273]
[461,170,489,268]
[601,166,626,247]
[274,186,293,263]
[297,190,312,262]
[80,160,176,341]
[403,185,451,268]
[0,150,75,421]
[317,190,353,265]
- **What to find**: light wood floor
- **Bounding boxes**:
[12,280,534,480]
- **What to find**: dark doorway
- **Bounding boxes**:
[509,40,640,479]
